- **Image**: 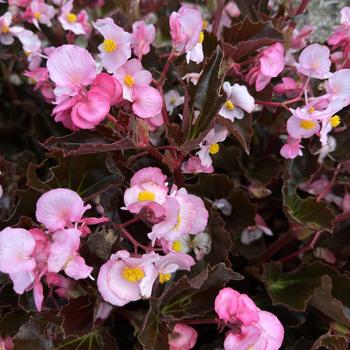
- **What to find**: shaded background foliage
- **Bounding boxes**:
[0,0,350,349]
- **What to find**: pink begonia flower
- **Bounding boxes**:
[241,214,273,245]
[123,167,168,214]
[47,44,97,99]
[197,126,228,167]
[46,272,79,299]
[170,6,204,64]
[325,69,350,108]
[213,198,232,216]
[328,7,350,50]
[168,323,198,350]
[343,193,350,213]
[246,43,285,91]
[25,67,55,102]
[164,90,185,114]
[24,0,56,29]
[48,228,92,280]
[131,20,156,60]
[155,252,195,284]
[92,72,123,106]
[58,0,87,35]
[149,189,208,244]
[182,71,202,86]
[219,82,255,121]
[224,310,284,350]
[295,44,332,79]
[181,156,214,174]
[114,58,152,101]
[291,25,314,51]
[145,113,165,131]
[97,250,159,306]
[36,188,91,231]
[218,1,241,36]
[273,77,303,97]
[0,12,23,45]
[314,247,336,264]
[280,136,304,159]
[93,17,131,72]
[215,288,259,326]
[132,85,163,119]
[0,227,36,274]
[16,29,42,70]
[287,106,321,139]
[0,336,14,350]
[340,6,350,25]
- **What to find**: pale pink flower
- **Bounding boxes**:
[132,85,163,119]
[155,253,195,284]
[17,29,42,70]
[94,17,131,72]
[96,301,113,320]
[181,156,214,174]
[131,20,156,60]
[241,214,273,245]
[273,77,303,97]
[47,44,97,99]
[36,188,91,231]
[314,247,336,264]
[280,136,304,159]
[197,126,228,167]
[24,0,56,29]
[48,228,92,280]
[224,310,284,350]
[341,7,350,25]
[58,0,87,35]
[291,25,314,51]
[0,227,36,274]
[114,59,152,101]
[164,90,185,114]
[97,250,159,306]
[123,167,168,214]
[215,288,259,326]
[0,336,14,350]
[287,107,320,139]
[145,113,165,131]
[325,69,350,108]
[295,44,332,79]
[246,43,285,91]
[169,323,198,350]
[0,12,22,45]
[213,198,232,216]
[219,82,255,121]
[170,6,204,64]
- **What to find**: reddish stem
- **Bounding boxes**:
[116,224,150,254]
[211,0,225,37]
[295,0,312,15]
[333,211,350,224]
[316,163,342,202]
[182,318,221,326]
[121,216,140,228]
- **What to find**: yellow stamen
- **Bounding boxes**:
[198,31,204,44]
[202,20,207,30]
[1,25,9,34]
[103,39,117,53]
[225,100,235,111]
[34,12,41,20]
[172,240,182,252]
[24,50,31,57]
[159,273,171,284]
[330,115,341,128]
[300,120,316,130]
[66,12,77,23]
[173,215,182,231]
[122,267,145,282]
[209,143,220,155]
[137,191,155,202]
[170,97,177,105]
[247,347,254,350]
[308,106,315,113]
[124,74,134,87]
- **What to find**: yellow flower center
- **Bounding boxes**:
[124,74,134,87]
[173,215,182,231]
[66,12,77,23]
[24,50,31,57]
[122,267,145,282]
[299,120,316,130]
[1,25,9,34]
[172,240,182,252]
[330,115,341,128]
[209,143,220,154]
[170,97,177,105]
[198,31,204,44]
[202,20,207,30]
[308,106,315,113]
[247,347,254,350]
[159,273,171,284]
[103,39,117,53]
[137,191,155,202]
[34,12,41,20]
[225,100,235,111]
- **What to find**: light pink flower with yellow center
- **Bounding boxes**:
[17,29,42,70]
[94,17,131,73]
[114,58,152,101]
[0,12,22,45]
[58,0,87,35]
[25,0,56,29]
[97,251,159,306]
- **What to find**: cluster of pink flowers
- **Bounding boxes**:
[215,288,284,350]
[0,188,107,311]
